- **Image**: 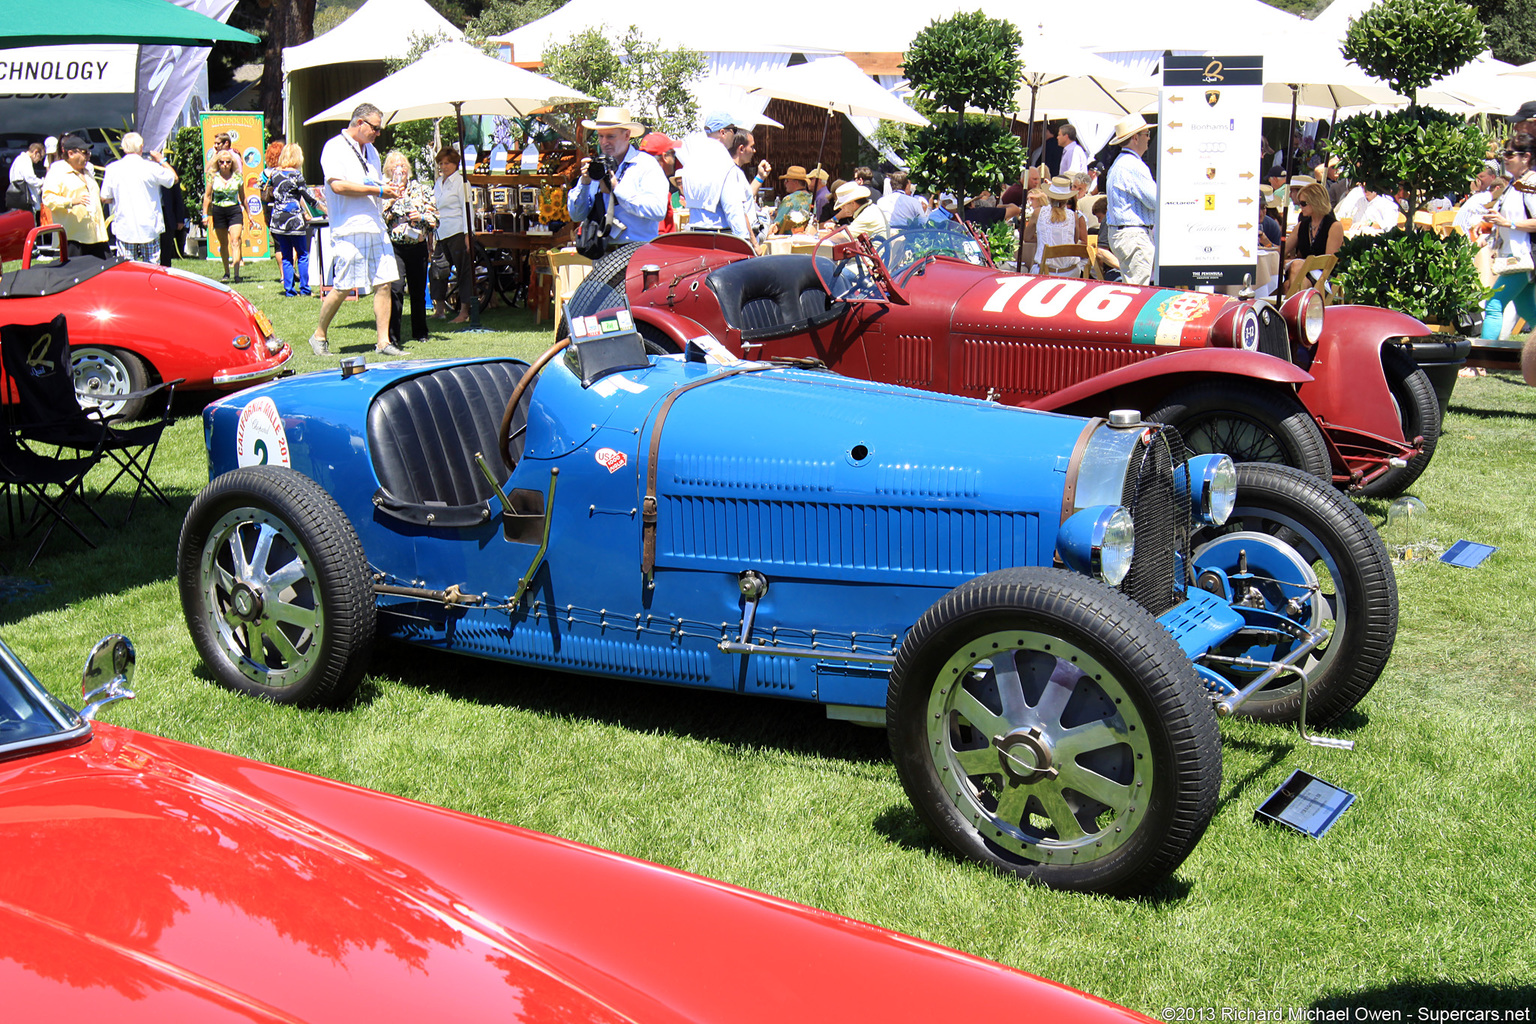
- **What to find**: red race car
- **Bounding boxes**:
[1,225,292,418]
[1,631,1151,1023]
[607,226,1465,497]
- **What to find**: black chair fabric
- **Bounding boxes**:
[367,360,528,527]
[0,403,102,565]
[705,255,846,341]
[0,314,174,523]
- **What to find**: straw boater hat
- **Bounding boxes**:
[1045,175,1074,201]
[780,165,810,185]
[833,182,871,208]
[1259,184,1280,209]
[581,106,646,135]
[1110,114,1150,146]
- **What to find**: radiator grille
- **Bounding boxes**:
[1255,302,1292,363]
[1119,425,1192,616]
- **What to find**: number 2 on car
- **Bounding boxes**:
[982,277,1140,323]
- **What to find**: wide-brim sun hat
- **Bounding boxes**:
[1110,114,1150,146]
[581,106,646,135]
[1045,175,1074,201]
[834,182,871,208]
[806,166,830,183]
[781,165,809,185]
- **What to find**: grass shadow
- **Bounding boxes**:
[1311,980,1535,1012]
[378,639,892,768]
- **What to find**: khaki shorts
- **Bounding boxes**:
[329,233,399,290]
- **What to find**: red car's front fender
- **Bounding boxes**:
[1299,304,1430,440]
[1023,347,1312,414]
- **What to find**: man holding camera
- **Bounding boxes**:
[568,107,669,246]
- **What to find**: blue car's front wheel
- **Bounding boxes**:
[179,466,375,707]
[888,567,1220,898]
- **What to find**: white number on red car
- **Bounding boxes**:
[982,277,1142,324]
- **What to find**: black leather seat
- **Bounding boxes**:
[704,255,846,341]
[367,360,527,527]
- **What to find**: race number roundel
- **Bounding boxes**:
[237,397,291,468]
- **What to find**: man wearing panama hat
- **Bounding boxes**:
[1104,113,1157,285]
[567,106,669,245]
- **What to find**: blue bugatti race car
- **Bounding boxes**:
[178,280,1397,897]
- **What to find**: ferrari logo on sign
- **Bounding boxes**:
[1205,89,1221,107]
[1204,194,1216,211]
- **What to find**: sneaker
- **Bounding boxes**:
[308,333,329,356]
[375,343,408,357]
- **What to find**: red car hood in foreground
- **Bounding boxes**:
[2,724,1148,1023]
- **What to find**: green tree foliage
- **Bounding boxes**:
[541,26,704,139]
[168,125,206,203]
[1467,0,1536,64]
[1332,106,1492,200]
[463,0,563,41]
[1341,0,1485,98]
[901,12,1024,202]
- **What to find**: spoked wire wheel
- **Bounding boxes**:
[200,506,324,688]
[928,630,1154,864]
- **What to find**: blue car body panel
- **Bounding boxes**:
[204,353,1246,709]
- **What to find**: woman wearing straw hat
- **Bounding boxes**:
[1104,114,1156,285]
[1034,176,1087,276]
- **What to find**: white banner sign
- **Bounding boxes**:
[1157,55,1264,289]
[138,0,240,151]
[0,45,139,94]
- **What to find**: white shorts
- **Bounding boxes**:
[329,233,398,291]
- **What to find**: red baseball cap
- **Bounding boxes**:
[639,132,678,156]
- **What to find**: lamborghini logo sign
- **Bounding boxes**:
[1205,90,1221,107]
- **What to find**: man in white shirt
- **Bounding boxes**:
[1349,181,1401,237]
[101,133,178,263]
[1058,124,1090,177]
[313,102,404,358]
[677,109,753,240]
[7,142,44,213]
[875,171,928,229]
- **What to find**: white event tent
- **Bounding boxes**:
[281,0,463,171]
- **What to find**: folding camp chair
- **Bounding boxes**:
[0,314,178,524]
[0,416,103,566]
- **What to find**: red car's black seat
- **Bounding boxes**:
[704,255,846,341]
[368,360,527,527]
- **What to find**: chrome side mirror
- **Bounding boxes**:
[80,635,136,721]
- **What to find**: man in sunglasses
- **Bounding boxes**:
[314,102,405,358]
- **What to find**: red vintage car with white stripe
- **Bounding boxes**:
[606,227,1461,498]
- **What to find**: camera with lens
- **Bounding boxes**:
[587,152,616,187]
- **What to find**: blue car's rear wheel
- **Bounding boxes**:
[179,466,374,706]
[888,567,1220,897]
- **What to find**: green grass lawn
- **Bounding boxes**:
[3,255,1533,1015]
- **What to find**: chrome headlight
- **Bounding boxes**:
[1056,505,1136,586]
[1280,288,1325,347]
[1180,453,1237,525]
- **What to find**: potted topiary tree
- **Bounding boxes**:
[1330,0,1489,401]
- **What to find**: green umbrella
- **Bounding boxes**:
[1,0,259,47]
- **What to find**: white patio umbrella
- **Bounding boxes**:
[305,39,596,126]
[741,55,929,126]
[305,40,596,331]
[1010,34,1137,157]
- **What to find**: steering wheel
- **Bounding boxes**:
[499,337,571,471]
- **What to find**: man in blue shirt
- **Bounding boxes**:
[1104,114,1157,286]
[568,107,669,245]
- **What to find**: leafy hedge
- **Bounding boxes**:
[1332,106,1492,201]
[1333,227,1486,325]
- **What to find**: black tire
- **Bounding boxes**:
[1192,462,1398,726]
[1147,380,1331,482]
[178,466,375,707]
[560,242,643,333]
[888,567,1221,897]
[1356,346,1441,498]
[72,346,150,421]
